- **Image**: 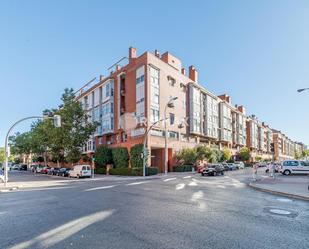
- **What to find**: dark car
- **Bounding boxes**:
[201,164,225,176]
[221,163,230,171]
[51,168,61,175]
[19,164,27,171]
[57,168,70,177]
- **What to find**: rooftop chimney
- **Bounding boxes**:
[100,75,104,81]
[218,94,230,103]
[181,68,186,75]
[237,105,246,114]
[154,49,160,58]
[189,65,198,82]
[129,47,137,61]
[116,65,121,71]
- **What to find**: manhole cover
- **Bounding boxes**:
[276,198,293,203]
[269,209,291,215]
[263,207,298,218]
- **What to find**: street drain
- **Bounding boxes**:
[269,209,291,215]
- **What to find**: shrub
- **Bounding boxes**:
[238,147,250,162]
[173,165,193,172]
[130,144,144,168]
[109,168,130,176]
[131,167,159,176]
[95,146,113,167]
[94,167,106,174]
[222,147,232,161]
[112,147,129,168]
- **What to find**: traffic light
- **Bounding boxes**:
[141,148,150,159]
[270,143,275,152]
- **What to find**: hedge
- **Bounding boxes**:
[112,147,129,168]
[131,167,159,176]
[95,146,113,167]
[94,167,106,174]
[109,167,159,176]
[173,165,193,172]
[109,168,130,176]
[130,144,144,168]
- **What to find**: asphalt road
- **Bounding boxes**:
[0,169,309,249]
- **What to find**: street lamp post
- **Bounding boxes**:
[297,88,309,93]
[2,115,61,186]
[142,118,167,177]
[164,97,178,175]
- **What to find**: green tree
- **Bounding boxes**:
[130,144,144,168]
[9,132,33,159]
[112,147,129,168]
[48,88,98,164]
[255,156,262,162]
[238,147,250,162]
[196,146,214,162]
[178,148,197,165]
[212,149,223,163]
[222,147,232,162]
[94,146,113,168]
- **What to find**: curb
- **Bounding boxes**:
[0,186,21,193]
[248,182,309,202]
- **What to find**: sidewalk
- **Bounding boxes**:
[249,174,309,201]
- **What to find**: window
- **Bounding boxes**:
[106,84,110,98]
[151,108,159,123]
[169,131,178,139]
[168,76,176,86]
[170,113,175,125]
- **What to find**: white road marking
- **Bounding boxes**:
[126,181,147,186]
[84,185,117,192]
[188,181,198,186]
[163,177,177,182]
[183,176,192,179]
[175,183,186,190]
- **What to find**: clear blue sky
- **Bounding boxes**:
[1,0,308,146]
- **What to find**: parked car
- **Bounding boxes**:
[257,162,267,167]
[11,164,20,170]
[35,165,44,173]
[41,167,51,174]
[69,165,91,178]
[197,165,207,173]
[57,168,70,177]
[280,160,309,175]
[19,164,27,171]
[227,163,237,170]
[234,161,245,169]
[201,164,225,176]
[221,163,230,171]
[52,168,61,175]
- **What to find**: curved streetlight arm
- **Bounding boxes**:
[3,115,60,186]
[297,88,309,93]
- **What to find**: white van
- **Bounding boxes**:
[281,160,309,175]
[69,165,91,178]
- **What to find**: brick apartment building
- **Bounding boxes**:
[76,47,306,171]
